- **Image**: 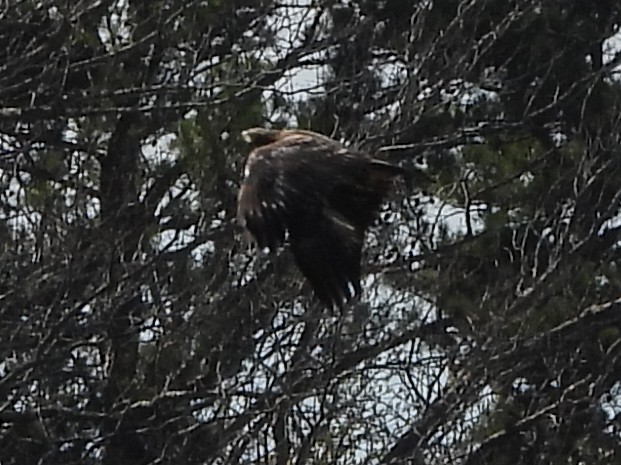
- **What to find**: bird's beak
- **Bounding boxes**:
[241,130,252,143]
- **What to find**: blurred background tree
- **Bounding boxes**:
[1,0,621,464]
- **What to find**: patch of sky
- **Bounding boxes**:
[151,226,197,254]
[426,198,487,238]
[97,0,131,51]
[602,382,621,435]
[603,29,621,68]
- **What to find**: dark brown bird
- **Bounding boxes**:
[237,127,407,308]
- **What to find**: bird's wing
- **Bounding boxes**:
[289,206,364,308]
[237,135,367,307]
[237,135,345,250]
[238,137,310,250]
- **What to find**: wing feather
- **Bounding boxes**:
[237,132,404,307]
[289,207,363,308]
[237,135,338,250]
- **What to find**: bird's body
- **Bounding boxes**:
[237,127,406,308]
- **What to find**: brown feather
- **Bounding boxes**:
[237,127,406,308]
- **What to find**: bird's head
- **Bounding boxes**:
[241,127,283,148]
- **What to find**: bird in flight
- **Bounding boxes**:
[237,127,407,309]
